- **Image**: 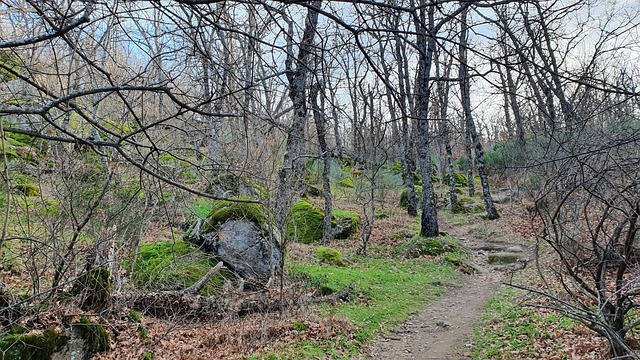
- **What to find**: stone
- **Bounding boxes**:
[487,252,521,265]
[491,194,511,204]
[215,220,282,284]
[505,245,524,253]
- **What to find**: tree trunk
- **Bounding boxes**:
[310,82,333,243]
[275,1,322,233]
[459,8,499,220]
[394,33,417,217]
[415,2,439,237]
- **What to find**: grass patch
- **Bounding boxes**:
[470,288,578,359]
[287,257,457,354]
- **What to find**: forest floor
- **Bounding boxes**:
[367,203,533,359]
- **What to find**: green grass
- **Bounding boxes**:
[470,288,578,359]
[278,257,458,357]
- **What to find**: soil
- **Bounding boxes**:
[367,208,532,360]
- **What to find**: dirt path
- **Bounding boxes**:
[367,211,530,360]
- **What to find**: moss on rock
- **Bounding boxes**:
[452,197,485,214]
[288,200,324,244]
[288,200,361,243]
[131,241,226,295]
[315,247,347,267]
[399,185,422,208]
[393,235,446,258]
[74,318,110,356]
[13,183,40,197]
[331,209,361,240]
[73,267,112,311]
[443,173,469,187]
[0,328,65,360]
[200,199,268,235]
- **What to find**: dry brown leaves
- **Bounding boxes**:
[94,312,352,360]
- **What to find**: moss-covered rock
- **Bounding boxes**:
[304,185,323,198]
[331,210,361,240]
[443,173,469,187]
[13,183,40,197]
[399,185,422,208]
[487,252,521,265]
[288,200,361,243]
[73,318,110,357]
[0,328,65,360]
[393,236,447,258]
[288,200,324,244]
[132,241,226,295]
[73,267,112,311]
[452,197,485,214]
[316,247,347,267]
[200,199,268,235]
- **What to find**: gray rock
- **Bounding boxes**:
[505,245,525,253]
[215,220,282,285]
[491,194,511,204]
[487,252,521,265]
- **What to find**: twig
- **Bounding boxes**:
[183,262,225,295]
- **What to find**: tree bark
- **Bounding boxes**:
[459,8,499,220]
[310,82,334,243]
[275,0,322,233]
[415,2,439,237]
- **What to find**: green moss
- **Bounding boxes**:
[331,209,361,240]
[393,236,446,258]
[337,178,355,188]
[137,325,149,340]
[13,183,40,197]
[452,197,485,214]
[316,247,347,267]
[293,322,309,332]
[399,185,422,208]
[129,310,143,323]
[288,200,324,244]
[0,328,64,360]
[201,199,267,235]
[142,352,154,360]
[444,254,464,266]
[304,185,323,197]
[288,201,360,243]
[443,173,469,187]
[73,267,112,311]
[74,318,110,356]
[132,241,226,295]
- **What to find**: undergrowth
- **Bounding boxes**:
[268,257,458,358]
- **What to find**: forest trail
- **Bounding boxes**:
[366,212,530,359]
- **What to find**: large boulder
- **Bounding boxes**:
[186,200,281,286]
[288,199,361,243]
[211,220,282,283]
